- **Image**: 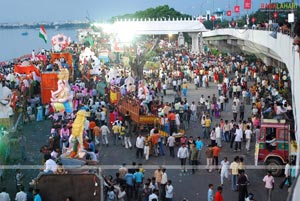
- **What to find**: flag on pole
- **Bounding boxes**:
[39,25,47,43]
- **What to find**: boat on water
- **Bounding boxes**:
[21,32,28,36]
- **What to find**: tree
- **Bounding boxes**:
[127,38,159,80]
[111,5,192,22]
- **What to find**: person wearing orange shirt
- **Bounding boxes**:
[151,130,161,156]
[168,111,176,134]
[212,145,221,169]
[89,120,96,141]
[93,125,101,145]
[215,186,223,201]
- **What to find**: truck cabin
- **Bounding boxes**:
[258,119,289,152]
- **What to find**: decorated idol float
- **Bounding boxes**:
[50,66,73,113]
[0,83,14,123]
[40,34,74,105]
[79,47,102,75]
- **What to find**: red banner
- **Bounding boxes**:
[234,6,240,13]
[14,64,41,79]
[227,10,232,16]
[244,0,252,10]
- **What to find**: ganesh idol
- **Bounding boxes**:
[50,65,73,113]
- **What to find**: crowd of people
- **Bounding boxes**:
[0,25,298,201]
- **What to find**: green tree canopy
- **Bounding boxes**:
[111,5,192,22]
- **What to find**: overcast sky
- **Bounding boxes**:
[0,0,292,23]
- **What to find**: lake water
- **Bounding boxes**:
[0,28,78,61]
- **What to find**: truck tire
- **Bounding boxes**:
[266,158,283,177]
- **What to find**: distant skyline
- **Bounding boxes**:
[0,0,295,23]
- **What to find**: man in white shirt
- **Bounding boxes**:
[100,109,106,125]
[200,95,205,105]
[280,160,291,189]
[160,168,168,199]
[234,125,243,151]
[232,102,238,122]
[245,125,252,151]
[177,143,189,172]
[135,133,145,159]
[215,124,222,147]
[44,153,58,173]
[15,186,27,201]
[162,82,167,96]
[217,83,223,96]
[219,95,225,111]
[194,76,199,89]
[220,157,230,185]
[0,187,10,201]
[165,180,174,201]
[148,189,159,201]
[100,123,110,146]
[172,79,177,91]
[167,134,176,158]
[190,101,197,122]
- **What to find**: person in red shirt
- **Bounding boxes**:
[215,186,223,201]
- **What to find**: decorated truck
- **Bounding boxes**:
[255,119,297,176]
[117,95,160,129]
[34,172,102,201]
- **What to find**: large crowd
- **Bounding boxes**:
[0,22,299,201]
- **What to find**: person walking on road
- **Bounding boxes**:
[190,143,198,174]
[204,115,212,139]
[237,170,249,201]
[205,146,213,173]
[220,157,230,186]
[160,168,168,201]
[165,180,174,201]
[19,133,27,161]
[177,143,189,172]
[100,123,110,146]
[0,187,11,201]
[230,156,240,191]
[215,186,224,201]
[239,102,245,121]
[279,160,291,189]
[232,102,238,122]
[234,125,243,151]
[212,145,221,168]
[263,171,275,201]
[195,136,204,164]
[207,184,214,201]
[135,133,145,159]
[245,125,252,152]
[167,134,176,158]
[124,125,132,149]
[15,185,27,201]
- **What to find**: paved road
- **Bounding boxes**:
[2,81,289,201]
[99,81,289,201]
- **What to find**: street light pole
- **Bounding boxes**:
[212,0,215,29]
[291,0,295,35]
